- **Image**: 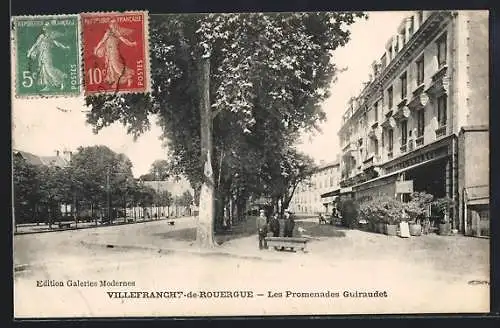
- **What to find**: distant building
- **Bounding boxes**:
[140,177,194,217]
[337,10,489,236]
[288,159,340,215]
[13,149,71,168]
[141,177,193,198]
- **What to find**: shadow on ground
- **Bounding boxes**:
[155,217,345,243]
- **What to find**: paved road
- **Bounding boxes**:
[14,218,490,317]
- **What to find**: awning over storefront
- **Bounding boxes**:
[351,156,445,191]
[465,185,489,206]
[321,189,340,198]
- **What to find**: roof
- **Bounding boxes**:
[13,149,69,168]
[13,149,44,166]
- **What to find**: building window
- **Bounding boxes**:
[389,45,393,61]
[401,29,407,46]
[437,94,447,127]
[374,101,379,122]
[417,11,423,25]
[388,129,394,152]
[374,139,379,155]
[401,120,408,145]
[437,33,447,68]
[417,110,425,137]
[387,86,393,109]
[408,16,414,35]
[416,56,425,86]
[400,72,407,99]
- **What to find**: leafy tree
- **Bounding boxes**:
[84,12,367,246]
[149,159,172,180]
[69,145,135,221]
[263,148,317,215]
[13,156,42,224]
[38,166,69,227]
[176,190,194,208]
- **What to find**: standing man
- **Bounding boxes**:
[256,209,268,250]
[284,209,295,237]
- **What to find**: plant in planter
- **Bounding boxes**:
[404,192,434,236]
[432,197,455,236]
[371,196,402,236]
[358,201,372,232]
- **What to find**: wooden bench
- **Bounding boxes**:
[265,237,309,252]
[58,222,72,229]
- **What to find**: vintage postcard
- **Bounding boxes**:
[12,14,81,98]
[12,10,490,318]
[80,11,151,95]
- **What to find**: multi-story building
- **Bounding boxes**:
[337,10,489,235]
[288,159,340,215]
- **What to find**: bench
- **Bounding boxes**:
[58,222,72,229]
[265,237,309,252]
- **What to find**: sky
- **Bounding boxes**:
[11,11,410,178]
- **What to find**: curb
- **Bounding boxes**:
[79,241,280,262]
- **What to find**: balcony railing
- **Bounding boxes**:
[436,125,447,138]
[400,144,407,153]
[416,136,424,146]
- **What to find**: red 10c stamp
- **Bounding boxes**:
[81,11,150,95]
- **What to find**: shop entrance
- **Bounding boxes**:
[405,157,448,199]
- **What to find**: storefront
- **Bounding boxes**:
[346,134,458,227]
[320,189,340,214]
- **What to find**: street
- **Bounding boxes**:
[14,217,490,317]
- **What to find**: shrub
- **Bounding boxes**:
[404,192,434,223]
[432,196,455,223]
[358,196,405,225]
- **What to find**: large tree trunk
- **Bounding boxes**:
[196,54,215,248]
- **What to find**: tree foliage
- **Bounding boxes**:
[84,12,367,222]
[13,146,154,224]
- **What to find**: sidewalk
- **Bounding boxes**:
[14,217,175,235]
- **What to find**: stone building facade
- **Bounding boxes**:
[337,10,489,235]
[288,160,340,215]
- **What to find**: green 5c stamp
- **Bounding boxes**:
[12,15,81,97]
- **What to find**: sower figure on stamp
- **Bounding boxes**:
[93,19,137,88]
[27,24,70,91]
[256,209,268,250]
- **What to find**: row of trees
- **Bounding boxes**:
[85,12,367,246]
[13,146,193,226]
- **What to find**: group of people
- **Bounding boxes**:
[256,208,295,249]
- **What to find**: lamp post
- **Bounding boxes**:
[156,170,160,219]
[106,167,111,224]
